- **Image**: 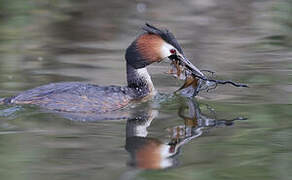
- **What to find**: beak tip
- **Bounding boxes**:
[181,57,205,77]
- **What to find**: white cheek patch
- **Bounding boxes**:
[160,42,174,59]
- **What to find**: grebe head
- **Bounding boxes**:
[125,23,204,77]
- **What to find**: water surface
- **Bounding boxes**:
[0,0,291,180]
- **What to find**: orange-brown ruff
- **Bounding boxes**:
[136,34,164,63]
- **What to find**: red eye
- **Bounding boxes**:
[170,49,176,54]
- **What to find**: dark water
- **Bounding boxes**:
[0,0,291,179]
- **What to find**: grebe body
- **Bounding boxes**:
[0,24,204,113]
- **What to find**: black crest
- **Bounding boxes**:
[142,23,184,54]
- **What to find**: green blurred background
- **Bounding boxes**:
[0,0,291,180]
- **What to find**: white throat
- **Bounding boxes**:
[126,64,157,99]
[136,68,155,93]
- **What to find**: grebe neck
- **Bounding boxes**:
[126,63,156,99]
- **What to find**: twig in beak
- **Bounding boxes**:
[193,74,249,88]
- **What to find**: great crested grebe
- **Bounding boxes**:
[0,23,204,113]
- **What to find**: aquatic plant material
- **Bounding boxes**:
[167,60,200,96]
[167,59,248,96]
[167,59,186,80]
[174,75,198,93]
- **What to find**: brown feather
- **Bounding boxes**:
[136,34,164,63]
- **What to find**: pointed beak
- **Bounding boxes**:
[176,53,205,78]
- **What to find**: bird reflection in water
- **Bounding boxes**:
[125,98,246,170]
